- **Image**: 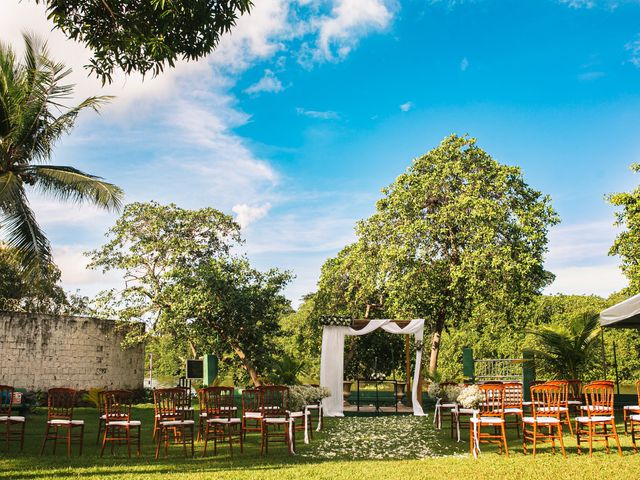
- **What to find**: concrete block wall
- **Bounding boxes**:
[0,311,144,391]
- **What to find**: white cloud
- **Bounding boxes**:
[627,35,640,67]
[460,57,469,71]
[559,0,596,7]
[244,69,285,94]
[310,0,396,62]
[543,220,627,297]
[52,245,123,296]
[578,71,605,81]
[232,203,272,228]
[296,107,340,119]
[399,101,414,112]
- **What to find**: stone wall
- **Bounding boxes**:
[0,311,144,391]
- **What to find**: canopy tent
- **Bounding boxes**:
[599,293,640,329]
[320,319,425,417]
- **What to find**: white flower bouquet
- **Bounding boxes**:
[456,384,483,409]
[427,381,442,399]
[369,372,386,381]
[319,316,352,326]
[441,384,463,403]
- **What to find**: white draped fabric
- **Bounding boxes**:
[320,319,426,417]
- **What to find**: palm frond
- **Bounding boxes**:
[26,165,123,211]
[0,171,51,274]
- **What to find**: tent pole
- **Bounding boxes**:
[601,327,608,379]
[613,341,620,395]
[405,335,412,407]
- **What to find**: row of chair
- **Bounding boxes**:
[456,380,627,457]
[0,384,323,459]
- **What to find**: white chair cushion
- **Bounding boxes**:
[243,412,262,419]
[208,418,241,424]
[159,420,195,426]
[470,417,504,425]
[440,403,457,408]
[523,416,560,424]
[0,415,25,423]
[538,406,568,413]
[501,408,523,414]
[264,417,289,424]
[625,405,640,411]
[107,420,141,426]
[289,411,310,418]
[221,406,238,411]
[580,405,609,412]
[576,415,613,423]
[100,414,107,419]
[48,419,84,425]
[567,400,582,406]
[629,414,640,422]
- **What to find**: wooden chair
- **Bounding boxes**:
[575,382,622,457]
[100,390,141,457]
[521,380,546,414]
[522,384,566,457]
[241,388,263,440]
[625,380,640,434]
[567,379,583,413]
[153,388,194,459]
[40,388,84,457]
[469,384,508,457]
[96,390,106,445]
[304,384,322,435]
[543,380,573,435]
[629,381,640,452]
[201,386,243,457]
[0,385,25,451]
[260,386,292,455]
[502,382,524,438]
[434,382,459,434]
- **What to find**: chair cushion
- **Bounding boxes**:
[264,417,289,424]
[538,406,568,413]
[625,405,640,411]
[576,415,613,423]
[48,419,84,425]
[107,420,141,426]
[159,420,195,426]
[580,405,609,412]
[305,404,321,410]
[523,416,560,424]
[500,408,523,414]
[629,414,640,422]
[470,417,504,425]
[0,415,25,423]
[567,400,582,406]
[243,412,262,419]
[289,411,310,418]
[440,403,457,408]
[208,418,241,424]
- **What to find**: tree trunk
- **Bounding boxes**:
[429,316,446,377]
[231,344,262,386]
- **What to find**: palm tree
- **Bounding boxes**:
[529,313,602,380]
[0,33,122,274]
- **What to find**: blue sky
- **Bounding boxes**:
[3,0,640,306]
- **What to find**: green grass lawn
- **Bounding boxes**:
[2,406,640,479]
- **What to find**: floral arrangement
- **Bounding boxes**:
[456,384,483,409]
[414,340,424,351]
[441,384,463,403]
[369,372,386,381]
[427,381,442,399]
[288,385,332,412]
[319,316,352,327]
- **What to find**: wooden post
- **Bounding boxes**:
[405,335,412,407]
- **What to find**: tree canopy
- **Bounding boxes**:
[315,134,559,376]
[35,0,253,84]
[88,201,292,385]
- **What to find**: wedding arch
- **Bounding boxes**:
[319,318,426,417]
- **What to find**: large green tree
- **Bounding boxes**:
[34,0,253,84]
[608,163,640,294]
[318,135,559,376]
[0,34,122,274]
[88,201,292,386]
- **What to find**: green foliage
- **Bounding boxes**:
[88,201,292,386]
[529,313,602,380]
[0,33,122,275]
[279,294,321,380]
[35,0,253,84]
[83,387,104,409]
[315,134,558,375]
[608,163,640,295]
[268,355,306,385]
